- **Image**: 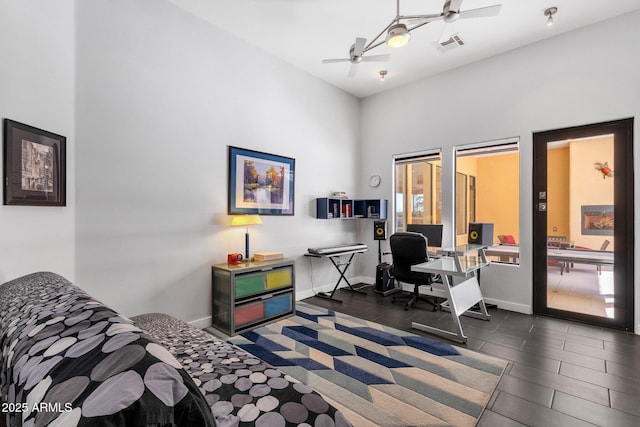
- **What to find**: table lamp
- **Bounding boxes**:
[231,215,262,260]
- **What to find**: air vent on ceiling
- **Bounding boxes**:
[436,34,464,52]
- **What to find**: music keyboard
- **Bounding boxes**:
[307,243,368,255]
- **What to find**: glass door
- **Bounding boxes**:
[533,119,634,331]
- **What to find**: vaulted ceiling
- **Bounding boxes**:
[170,0,640,98]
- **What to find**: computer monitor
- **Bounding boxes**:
[406,224,443,248]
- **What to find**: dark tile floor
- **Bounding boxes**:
[301,285,640,427]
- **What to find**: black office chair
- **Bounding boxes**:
[389,232,439,311]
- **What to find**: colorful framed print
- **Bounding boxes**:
[228,146,295,215]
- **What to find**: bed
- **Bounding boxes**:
[0,272,350,427]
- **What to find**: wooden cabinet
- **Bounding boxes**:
[211,259,294,336]
[316,198,387,219]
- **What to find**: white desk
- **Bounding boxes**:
[411,244,491,343]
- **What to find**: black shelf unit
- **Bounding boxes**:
[316,198,387,220]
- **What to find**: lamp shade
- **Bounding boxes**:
[231,215,263,226]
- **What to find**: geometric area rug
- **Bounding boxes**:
[228,302,508,427]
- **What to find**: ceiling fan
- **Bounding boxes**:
[409,0,502,43]
[321,37,390,77]
[322,0,501,74]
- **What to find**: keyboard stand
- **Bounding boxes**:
[305,248,368,303]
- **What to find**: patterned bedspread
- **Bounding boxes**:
[0,272,214,427]
[131,312,351,427]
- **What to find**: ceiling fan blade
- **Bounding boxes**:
[407,14,443,23]
[459,4,502,19]
[361,54,391,62]
[348,63,358,78]
[322,58,350,64]
[353,37,366,57]
[446,0,464,14]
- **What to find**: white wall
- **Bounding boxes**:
[358,11,640,329]
[3,2,637,332]
[0,0,75,284]
[75,1,361,323]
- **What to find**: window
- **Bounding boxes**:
[394,152,442,233]
[455,139,520,263]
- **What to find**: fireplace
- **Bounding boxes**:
[581,205,614,235]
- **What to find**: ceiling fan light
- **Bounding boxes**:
[386,23,410,48]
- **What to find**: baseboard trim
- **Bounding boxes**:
[296,276,372,301]
[191,282,531,329]
[484,298,532,314]
[355,276,532,315]
[189,316,212,329]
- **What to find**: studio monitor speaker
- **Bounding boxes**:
[468,222,494,246]
[374,220,387,240]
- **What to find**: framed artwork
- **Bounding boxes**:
[3,119,66,206]
[228,146,295,215]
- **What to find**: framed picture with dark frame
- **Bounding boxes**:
[228,146,295,215]
[3,119,66,206]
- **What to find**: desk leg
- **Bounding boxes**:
[315,253,367,303]
[412,273,490,344]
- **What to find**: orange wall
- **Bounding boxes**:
[476,153,520,243]
[547,146,570,237]
[569,136,614,249]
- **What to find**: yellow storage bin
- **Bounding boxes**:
[265,267,292,290]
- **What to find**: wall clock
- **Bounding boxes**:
[369,174,381,187]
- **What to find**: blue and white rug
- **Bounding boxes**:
[229,302,507,427]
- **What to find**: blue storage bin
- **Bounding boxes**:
[264,293,292,317]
